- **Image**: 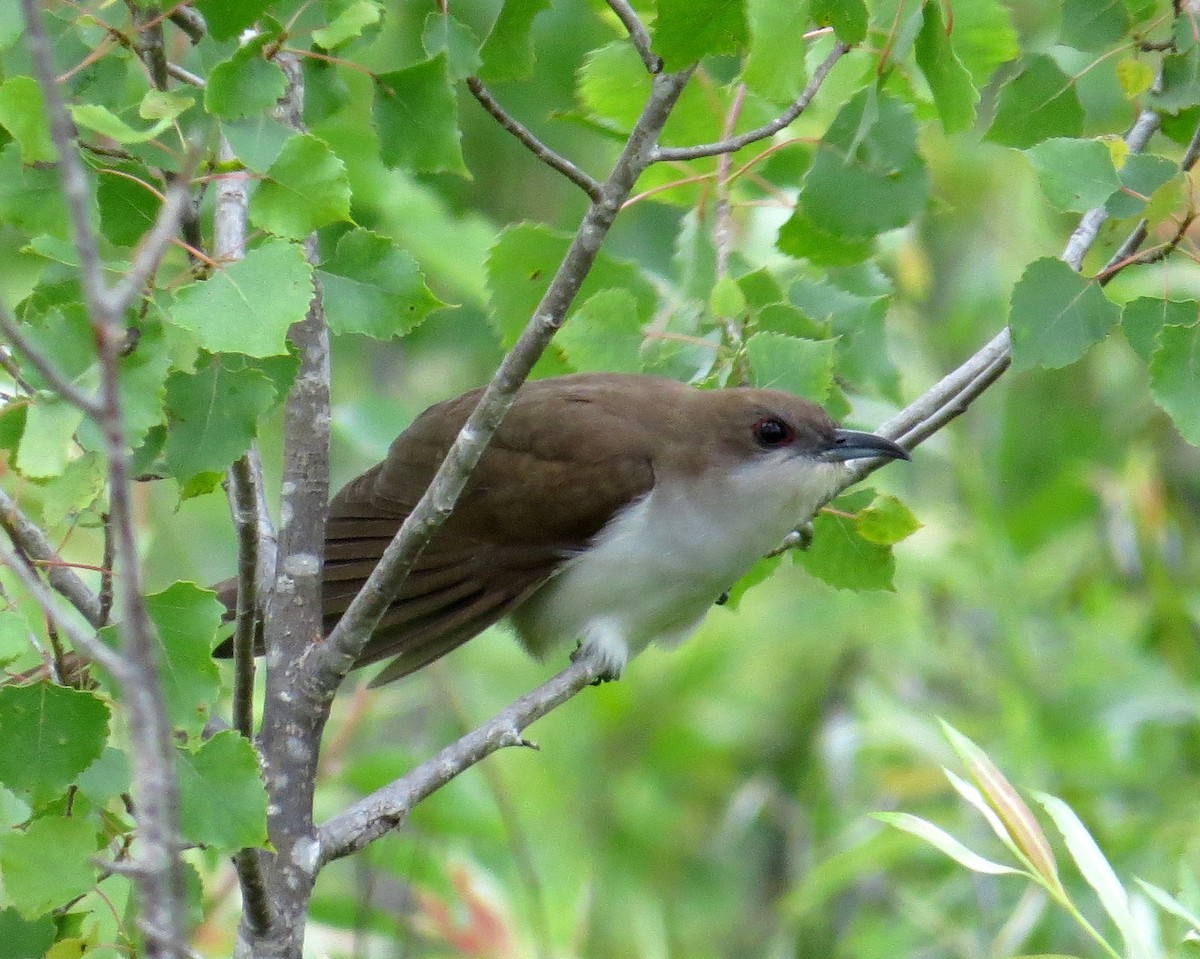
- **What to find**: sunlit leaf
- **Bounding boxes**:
[875,811,1025,876]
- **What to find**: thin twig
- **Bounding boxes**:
[653,42,849,162]
[465,77,602,201]
[0,486,104,627]
[606,0,661,73]
[317,657,603,864]
[0,304,100,414]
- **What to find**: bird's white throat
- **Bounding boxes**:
[509,455,846,676]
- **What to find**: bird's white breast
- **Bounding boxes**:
[509,455,845,676]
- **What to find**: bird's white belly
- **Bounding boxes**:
[509,459,844,675]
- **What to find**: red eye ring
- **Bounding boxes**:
[753,417,794,448]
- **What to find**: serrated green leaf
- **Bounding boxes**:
[745,332,836,403]
[0,908,55,958]
[951,0,1019,86]
[0,815,98,918]
[857,494,921,545]
[374,54,467,176]
[144,583,224,737]
[486,223,657,349]
[0,76,53,164]
[0,684,110,806]
[743,0,807,103]
[1106,153,1178,218]
[875,811,1024,876]
[1025,138,1121,213]
[737,268,784,311]
[987,55,1085,149]
[1008,257,1120,372]
[811,0,867,44]
[915,1,978,134]
[318,228,445,338]
[171,238,314,356]
[163,353,279,485]
[41,450,105,527]
[801,89,930,240]
[97,168,159,247]
[177,731,268,851]
[204,37,288,121]
[1122,297,1198,362]
[777,206,874,266]
[1151,47,1200,113]
[249,133,352,239]
[797,497,895,591]
[1149,322,1200,446]
[221,115,294,173]
[479,0,552,82]
[556,288,644,373]
[192,0,272,40]
[422,12,482,81]
[313,0,383,50]
[16,397,84,479]
[77,320,173,452]
[655,0,748,71]
[69,103,174,145]
[1059,0,1129,49]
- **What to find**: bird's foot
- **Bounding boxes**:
[714,589,731,606]
[769,521,815,557]
[570,641,622,685]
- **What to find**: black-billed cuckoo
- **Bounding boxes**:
[225,373,909,684]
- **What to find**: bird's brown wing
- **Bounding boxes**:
[324,375,673,683]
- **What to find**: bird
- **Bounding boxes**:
[219,373,909,685]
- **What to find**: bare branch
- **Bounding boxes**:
[0,304,100,415]
[168,5,206,44]
[466,77,602,201]
[226,455,261,741]
[0,486,104,627]
[606,0,661,73]
[0,535,126,679]
[317,657,603,864]
[653,42,849,162]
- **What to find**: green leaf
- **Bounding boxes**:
[915,1,978,134]
[874,812,1024,876]
[986,55,1085,149]
[249,133,352,239]
[0,76,53,164]
[0,908,55,959]
[374,55,468,176]
[857,494,921,545]
[144,583,224,738]
[0,684,110,806]
[204,37,288,121]
[556,289,645,373]
[77,319,173,452]
[317,228,445,339]
[797,495,895,591]
[422,12,482,81]
[1149,323,1200,446]
[1033,792,1149,959]
[313,0,383,50]
[1105,153,1178,218]
[1135,879,1200,935]
[709,276,746,318]
[486,223,657,349]
[801,89,930,240]
[192,0,272,40]
[743,0,808,103]
[221,115,294,173]
[16,397,84,480]
[777,206,873,266]
[1024,138,1121,213]
[1008,257,1120,372]
[1059,0,1129,49]
[97,168,159,247]
[171,238,314,357]
[177,731,268,851]
[655,0,749,71]
[1151,47,1200,113]
[745,332,836,404]
[68,103,175,145]
[76,747,131,807]
[1116,58,1155,99]
[1122,297,1197,362]
[811,0,867,44]
[40,450,105,527]
[0,815,98,918]
[479,0,552,82]
[951,0,1019,86]
[163,353,279,485]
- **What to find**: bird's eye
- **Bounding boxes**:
[753,417,794,448]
